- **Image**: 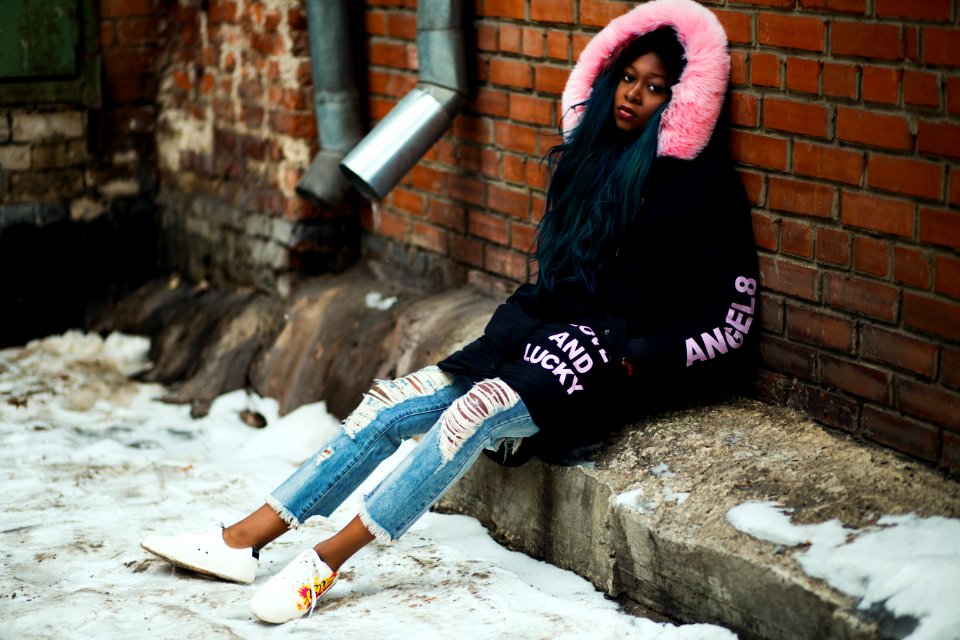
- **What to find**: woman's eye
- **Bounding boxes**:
[647,84,665,94]
[622,73,635,83]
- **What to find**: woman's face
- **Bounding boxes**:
[612,51,670,133]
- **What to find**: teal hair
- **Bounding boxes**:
[534,30,681,293]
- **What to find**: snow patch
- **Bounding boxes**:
[727,501,960,640]
[365,291,398,310]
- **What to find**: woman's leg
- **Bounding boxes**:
[224,366,473,550]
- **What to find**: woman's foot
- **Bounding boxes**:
[141,527,259,584]
[250,548,338,623]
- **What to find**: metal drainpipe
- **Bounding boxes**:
[339,0,467,201]
[295,0,364,209]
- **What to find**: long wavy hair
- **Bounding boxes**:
[534,28,685,293]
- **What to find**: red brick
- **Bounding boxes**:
[841,192,914,237]
[906,26,919,62]
[117,16,160,44]
[786,57,820,94]
[490,59,533,89]
[102,47,156,102]
[761,293,784,332]
[862,325,938,377]
[730,51,748,85]
[386,12,417,40]
[580,0,629,27]
[499,24,521,54]
[368,41,408,69]
[853,236,889,277]
[495,122,538,154]
[732,0,794,7]
[936,255,960,300]
[526,160,548,189]
[780,220,814,258]
[758,14,825,52]
[903,71,940,109]
[534,64,569,95]
[837,107,912,151]
[450,234,484,267]
[823,63,858,99]
[487,183,530,219]
[468,210,509,245]
[832,22,904,61]
[764,98,828,138]
[471,88,510,118]
[751,53,781,87]
[903,292,960,341]
[768,176,835,218]
[101,0,156,18]
[475,23,498,52]
[863,406,941,462]
[794,385,860,433]
[786,305,855,351]
[714,10,753,45]
[458,145,499,178]
[410,165,447,192]
[798,0,866,12]
[817,227,850,266]
[100,21,116,46]
[572,34,592,61]
[876,0,951,21]
[482,0,526,19]
[739,170,764,205]
[944,347,960,391]
[900,378,960,431]
[821,354,891,404]
[391,187,426,216]
[824,272,899,321]
[512,221,537,253]
[794,142,864,186]
[759,255,819,301]
[376,209,410,241]
[485,245,529,281]
[411,222,447,255]
[448,174,485,206]
[893,246,931,289]
[268,111,315,139]
[509,94,554,126]
[546,31,570,61]
[427,199,465,232]
[923,28,960,67]
[752,212,778,251]
[861,66,900,105]
[943,431,960,474]
[451,116,493,144]
[868,154,944,201]
[759,335,817,380]
[952,168,960,206]
[917,120,960,160]
[919,206,960,249]
[730,92,759,127]
[949,78,960,114]
[503,154,526,184]
[531,0,573,22]
[730,131,788,170]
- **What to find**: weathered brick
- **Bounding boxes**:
[768,176,834,218]
[861,325,937,378]
[893,246,931,289]
[751,53,781,88]
[391,187,425,216]
[485,245,528,281]
[903,71,941,109]
[780,219,814,258]
[832,21,904,61]
[730,51,748,85]
[580,0,629,27]
[821,354,891,404]
[101,0,156,18]
[917,120,960,160]
[490,59,533,89]
[877,0,951,21]
[509,94,554,126]
[867,154,943,200]
[426,199,465,232]
[411,221,448,255]
[899,378,960,431]
[481,0,526,19]
[861,66,900,105]
[823,63,858,99]
[943,431,960,474]
[863,406,941,462]
[546,30,570,61]
[714,9,753,45]
[468,210,509,245]
[534,64,569,95]
[450,233,484,267]
[786,57,820,94]
[11,112,84,142]
[798,0,866,13]
[752,212,777,251]
[923,27,960,67]
[824,272,899,321]
[758,13,825,52]
[794,384,860,433]
[764,98,828,138]
[840,191,914,237]
[785,304,854,351]
[759,255,819,301]
[919,207,960,249]
[903,291,960,341]
[729,92,759,127]
[448,174,485,207]
[816,227,850,266]
[730,131,788,170]
[837,107,912,151]
[760,293,784,332]
[531,0,573,23]
[0,145,30,171]
[944,347,960,391]
[487,183,530,219]
[794,142,864,186]
[759,335,817,380]
[853,236,889,277]
[495,122,538,155]
[499,24,522,54]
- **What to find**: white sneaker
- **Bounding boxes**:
[140,526,259,584]
[250,548,338,623]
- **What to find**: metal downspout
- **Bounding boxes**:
[295,0,364,209]
[340,0,468,201]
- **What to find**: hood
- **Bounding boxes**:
[561,0,729,160]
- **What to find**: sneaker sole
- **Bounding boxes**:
[140,541,256,584]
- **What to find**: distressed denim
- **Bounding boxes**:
[267,365,538,541]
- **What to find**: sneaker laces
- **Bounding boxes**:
[287,550,336,618]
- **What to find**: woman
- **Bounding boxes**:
[142,0,758,624]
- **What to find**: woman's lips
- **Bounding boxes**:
[617,105,637,120]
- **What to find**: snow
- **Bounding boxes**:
[366,291,398,310]
[0,331,736,640]
[726,501,960,640]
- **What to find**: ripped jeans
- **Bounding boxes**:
[266,366,538,542]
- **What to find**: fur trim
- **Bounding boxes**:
[561,0,729,160]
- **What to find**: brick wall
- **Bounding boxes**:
[360,0,960,472]
[157,0,361,292]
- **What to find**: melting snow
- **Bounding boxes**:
[0,331,736,640]
[727,501,960,640]
[365,291,398,310]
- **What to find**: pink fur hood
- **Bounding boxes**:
[561,0,730,160]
